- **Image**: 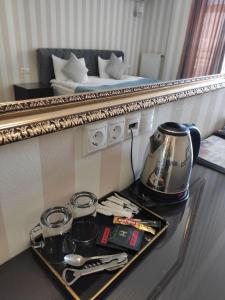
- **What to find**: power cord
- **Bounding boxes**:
[130,127,136,182]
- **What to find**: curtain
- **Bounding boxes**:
[178,0,225,78]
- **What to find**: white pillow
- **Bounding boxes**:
[98,55,122,78]
[52,55,68,81]
[105,53,127,80]
[52,54,88,81]
[62,53,88,83]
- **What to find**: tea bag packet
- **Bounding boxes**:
[110,225,144,252]
[96,225,124,250]
[96,225,144,251]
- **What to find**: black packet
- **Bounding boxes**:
[96,224,144,252]
[109,225,144,251]
[96,225,124,250]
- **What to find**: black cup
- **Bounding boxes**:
[71,219,98,254]
[43,233,76,264]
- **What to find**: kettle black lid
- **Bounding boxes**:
[158,122,188,136]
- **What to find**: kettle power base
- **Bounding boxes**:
[122,180,189,208]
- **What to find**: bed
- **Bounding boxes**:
[37,48,157,95]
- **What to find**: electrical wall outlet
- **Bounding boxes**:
[83,121,108,155]
[108,116,125,146]
[125,112,141,139]
[82,109,153,155]
[139,108,155,134]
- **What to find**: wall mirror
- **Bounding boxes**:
[1,0,225,104]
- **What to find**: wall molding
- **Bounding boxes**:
[0,75,225,146]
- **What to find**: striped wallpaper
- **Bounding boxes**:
[0,0,193,102]
[0,89,225,264]
[0,0,144,102]
[141,0,192,80]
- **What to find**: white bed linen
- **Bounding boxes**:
[52,84,75,96]
[50,75,142,94]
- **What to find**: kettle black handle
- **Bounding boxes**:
[184,124,201,165]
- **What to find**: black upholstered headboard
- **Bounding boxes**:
[37,48,124,86]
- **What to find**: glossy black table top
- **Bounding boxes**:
[0,165,225,300]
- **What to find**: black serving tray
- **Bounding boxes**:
[32,191,168,300]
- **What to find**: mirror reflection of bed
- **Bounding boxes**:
[0,0,225,102]
[38,48,158,97]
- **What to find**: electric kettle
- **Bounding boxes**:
[140,122,201,203]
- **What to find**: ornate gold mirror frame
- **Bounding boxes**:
[0,74,225,146]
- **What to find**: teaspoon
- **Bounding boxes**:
[64,253,127,267]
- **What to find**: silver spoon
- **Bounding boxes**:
[64,253,127,267]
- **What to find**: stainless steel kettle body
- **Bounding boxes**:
[140,122,201,201]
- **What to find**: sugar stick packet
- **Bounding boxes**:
[113,216,156,235]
